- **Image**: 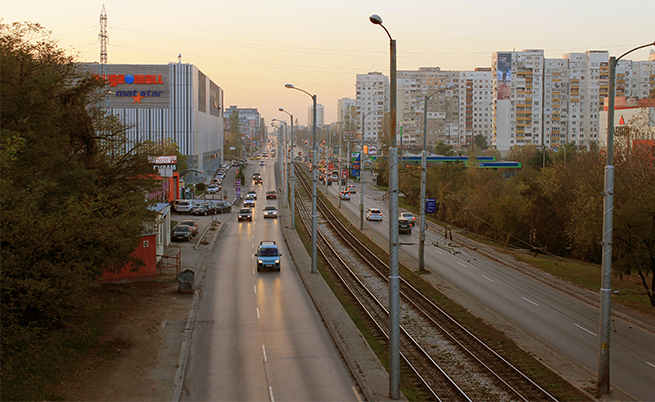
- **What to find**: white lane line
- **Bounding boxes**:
[646,361,655,369]
[434,249,443,255]
[352,386,363,402]
[254,284,257,294]
[262,344,267,361]
[268,386,275,402]
[457,261,466,267]
[256,308,260,319]
[521,296,539,306]
[482,275,495,283]
[574,323,597,336]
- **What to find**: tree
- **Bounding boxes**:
[1,22,159,398]
[433,141,455,156]
[224,109,242,157]
[473,134,488,150]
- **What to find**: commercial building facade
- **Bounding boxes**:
[84,62,224,183]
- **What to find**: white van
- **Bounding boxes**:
[174,199,193,214]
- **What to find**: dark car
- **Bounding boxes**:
[398,218,412,235]
[214,201,232,213]
[178,220,199,236]
[399,212,416,226]
[238,208,253,221]
[253,176,263,185]
[171,225,192,241]
[266,190,277,199]
[192,202,217,216]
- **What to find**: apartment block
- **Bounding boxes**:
[308,103,325,127]
[356,72,389,142]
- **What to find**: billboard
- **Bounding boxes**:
[86,64,171,109]
[496,53,512,100]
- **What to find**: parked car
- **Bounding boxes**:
[266,190,277,199]
[173,199,194,214]
[399,212,416,226]
[214,201,232,213]
[192,202,217,216]
[263,206,278,219]
[398,218,412,234]
[243,196,256,208]
[366,208,383,221]
[255,241,282,271]
[178,220,199,236]
[207,184,220,194]
[340,191,351,200]
[238,208,253,221]
[171,225,192,241]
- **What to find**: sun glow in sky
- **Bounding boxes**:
[3,0,654,125]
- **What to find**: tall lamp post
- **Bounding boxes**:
[279,108,295,229]
[272,118,287,206]
[286,83,318,274]
[597,41,654,395]
[419,86,453,272]
[360,109,380,229]
[370,13,400,400]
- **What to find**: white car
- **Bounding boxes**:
[207,184,220,194]
[243,196,256,207]
[263,206,278,219]
[246,189,257,200]
[340,192,351,201]
[366,208,383,221]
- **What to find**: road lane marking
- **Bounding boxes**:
[574,323,597,336]
[268,386,275,402]
[434,249,443,254]
[262,344,267,361]
[521,296,539,306]
[647,361,655,369]
[457,261,466,267]
[352,386,363,402]
[256,308,260,319]
[254,284,257,294]
[482,275,495,283]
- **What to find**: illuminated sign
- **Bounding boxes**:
[93,74,164,87]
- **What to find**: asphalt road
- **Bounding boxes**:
[181,157,361,401]
[325,170,655,402]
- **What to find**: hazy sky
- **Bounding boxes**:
[3,0,654,126]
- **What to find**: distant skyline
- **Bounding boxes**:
[3,0,654,126]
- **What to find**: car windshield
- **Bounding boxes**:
[175,226,190,232]
[259,248,278,256]
[265,207,276,211]
[239,209,250,213]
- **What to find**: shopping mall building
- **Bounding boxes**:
[81,61,224,184]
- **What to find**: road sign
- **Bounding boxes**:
[341,169,348,179]
[426,198,436,214]
[235,179,241,196]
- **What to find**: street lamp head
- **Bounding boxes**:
[369,14,382,25]
[285,84,294,89]
[279,108,284,111]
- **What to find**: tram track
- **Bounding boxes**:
[292,162,559,402]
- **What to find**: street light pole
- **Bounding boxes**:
[339,121,343,208]
[370,13,400,400]
[280,108,295,229]
[419,86,453,273]
[597,41,654,395]
[272,118,287,206]
[286,84,318,274]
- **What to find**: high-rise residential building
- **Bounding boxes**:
[308,104,325,127]
[356,72,389,142]
[492,49,655,153]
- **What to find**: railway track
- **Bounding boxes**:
[292,162,558,402]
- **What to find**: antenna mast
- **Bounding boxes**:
[99,4,108,77]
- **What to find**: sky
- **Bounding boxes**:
[3,0,654,126]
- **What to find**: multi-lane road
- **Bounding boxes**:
[181,159,362,401]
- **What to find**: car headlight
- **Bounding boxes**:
[258,259,264,264]
[275,259,280,264]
